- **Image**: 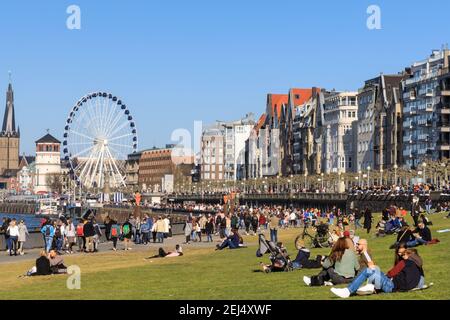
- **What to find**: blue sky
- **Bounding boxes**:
[0,0,449,155]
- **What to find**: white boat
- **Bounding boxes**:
[36,198,59,215]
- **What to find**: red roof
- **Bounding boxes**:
[290,88,314,107]
[254,113,267,133]
[268,94,288,118]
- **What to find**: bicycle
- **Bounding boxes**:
[294,221,332,250]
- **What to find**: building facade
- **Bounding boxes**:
[34,133,61,194]
[322,91,358,173]
[200,126,225,181]
[402,48,450,168]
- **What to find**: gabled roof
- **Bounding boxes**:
[35,133,61,144]
[254,113,267,134]
[290,88,314,107]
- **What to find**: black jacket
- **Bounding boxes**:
[34,256,52,276]
[83,222,96,237]
[393,259,422,292]
[414,227,432,242]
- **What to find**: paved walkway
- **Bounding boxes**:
[0,230,261,265]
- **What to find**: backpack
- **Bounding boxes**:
[55,226,61,238]
[122,224,130,235]
[76,224,84,236]
[45,226,51,237]
[111,224,120,237]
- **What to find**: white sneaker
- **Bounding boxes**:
[324,281,333,286]
[356,283,375,295]
[330,287,351,298]
[303,276,311,286]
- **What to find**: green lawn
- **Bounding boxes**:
[1,212,450,300]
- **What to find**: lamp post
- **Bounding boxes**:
[422,162,427,184]
[367,166,371,187]
[321,173,324,190]
[358,170,362,188]
[304,172,308,191]
[380,169,383,186]
[394,164,398,186]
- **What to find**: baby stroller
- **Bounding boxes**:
[256,234,293,273]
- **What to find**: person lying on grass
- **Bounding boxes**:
[330,244,425,298]
[303,237,359,287]
[215,228,242,250]
[146,245,184,259]
[291,240,324,270]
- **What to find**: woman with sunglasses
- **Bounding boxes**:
[331,244,425,298]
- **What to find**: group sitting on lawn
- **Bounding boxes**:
[24,250,68,277]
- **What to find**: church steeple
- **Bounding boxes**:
[2,72,17,136]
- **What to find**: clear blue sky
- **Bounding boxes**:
[0,0,449,155]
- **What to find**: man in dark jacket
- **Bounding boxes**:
[83,219,96,252]
[363,207,372,234]
[407,222,432,247]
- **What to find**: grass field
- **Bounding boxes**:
[1,212,449,300]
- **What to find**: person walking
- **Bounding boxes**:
[17,220,29,256]
[269,214,280,243]
[109,219,120,251]
[83,219,96,253]
[122,218,133,251]
[183,216,192,244]
[363,207,373,234]
[155,216,166,243]
[40,221,55,253]
[65,218,76,254]
[205,216,214,242]
[6,219,19,256]
[75,219,85,252]
[1,217,10,252]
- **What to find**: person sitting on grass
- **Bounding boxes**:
[303,237,359,287]
[215,228,241,250]
[407,222,432,247]
[330,245,425,298]
[146,245,184,259]
[24,250,52,277]
[48,250,67,274]
[259,241,291,273]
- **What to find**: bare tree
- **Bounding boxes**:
[46,173,63,194]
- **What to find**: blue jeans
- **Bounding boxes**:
[355,219,363,229]
[45,236,53,252]
[56,237,63,251]
[156,232,164,243]
[348,268,394,294]
[406,238,427,247]
[219,239,238,250]
[270,229,278,243]
[7,236,18,255]
[206,233,213,242]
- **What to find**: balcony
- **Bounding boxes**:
[438,143,450,151]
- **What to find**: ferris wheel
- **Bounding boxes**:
[63,92,138,190]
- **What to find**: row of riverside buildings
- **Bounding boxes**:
[198,47,450,182]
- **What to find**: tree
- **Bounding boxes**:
[46,173,64,194]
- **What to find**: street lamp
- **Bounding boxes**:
[358,170,362,188]
[304,172,308,191]
[394,164,398,186]
[367,166,371,187]
[422,162,427,184]
[320,173,324,190]
[380,169,383,186]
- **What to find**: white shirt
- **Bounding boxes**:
[7,225,19,237]
[163,218,170,233]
